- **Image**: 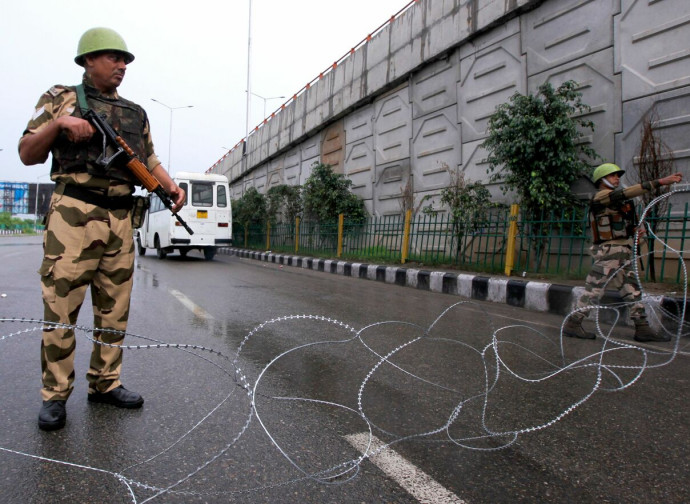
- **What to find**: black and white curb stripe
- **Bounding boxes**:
[218,247,687,325]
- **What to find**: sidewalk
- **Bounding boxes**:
[219,247,689,327]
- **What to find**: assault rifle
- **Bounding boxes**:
[84,110,194,235]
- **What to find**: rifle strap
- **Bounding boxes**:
[75,84,89,115]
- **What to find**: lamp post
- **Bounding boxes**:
[150,98,194,173]
[251,92,285,120]
[244,0,253,156]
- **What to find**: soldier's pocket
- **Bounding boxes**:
[38,257,58,303]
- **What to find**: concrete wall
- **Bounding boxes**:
[209,0,690,216]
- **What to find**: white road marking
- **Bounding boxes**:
[345,432,467,504]
[169,289,214,320]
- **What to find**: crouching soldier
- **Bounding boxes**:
[563,163,682,342]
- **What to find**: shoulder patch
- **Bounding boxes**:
[47,85,69,97]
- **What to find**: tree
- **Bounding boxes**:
[233,187,266,226]
[423,165,494,262]
[301,162,366,223]
[636,106,675,281]
[482,80,600,219]
[266,184,302,223]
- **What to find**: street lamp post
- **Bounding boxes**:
[251,92,285,120]
[150,99,194,173]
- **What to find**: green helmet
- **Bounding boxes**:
[75,27,134,66]
[592,163,625,184]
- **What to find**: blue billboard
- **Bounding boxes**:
[0,182,29,215]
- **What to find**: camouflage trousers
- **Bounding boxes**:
[39,192,135,401]
[573,242,646,323]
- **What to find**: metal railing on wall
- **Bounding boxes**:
[232,202,690,284]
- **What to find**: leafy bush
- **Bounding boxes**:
[266,184,302,224]
[302,162,366,223]
[482,80,600,219]
[232,187,266,226]
[424,167,496,261]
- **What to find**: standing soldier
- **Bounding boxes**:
[18,27,185,431]
[563,163,682,342]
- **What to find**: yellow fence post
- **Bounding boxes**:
[337,214,344,258]
[295,217,300,253]
[266,221,271,251]
[401,209,412,264]
[504,204,519,276]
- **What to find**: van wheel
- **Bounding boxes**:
[179,249,188,258]
[137,237,146,256]
[155,236,167,260]
[203,247,216,261]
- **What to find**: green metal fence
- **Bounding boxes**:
[233,201,690,284]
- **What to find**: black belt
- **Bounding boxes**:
[58,184,134,210]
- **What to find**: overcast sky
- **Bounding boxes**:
[1,0,409,184]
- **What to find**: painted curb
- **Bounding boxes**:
[218,247,688,324]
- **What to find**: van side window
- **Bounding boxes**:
[150,194,162,213]
[179,182,188,207]
[192,182,214,207]
[217,185,227,208]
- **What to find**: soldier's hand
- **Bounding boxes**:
[170,185,186,213]
[659,173,683,186]
[58,116,96,143]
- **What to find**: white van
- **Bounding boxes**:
[136,171,232,260]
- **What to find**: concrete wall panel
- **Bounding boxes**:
[461,138,505,200]
[459,17,520,59]
[345,137,375,200]
[321,120,345,174]
[522,0,616,76]
[300,155,319,186]
[619,85,690,207]
[374,86,412,165]
[373,159,411,216]
[411,58,457,119]
[459,33,525,142]
[301,134,320,162]
[266,158,283,190]
[253,165,267,194]
[345,104,374,144]
[616,0,690,101]
[411,106,458,192]
[284,148,301,187]
[529,48,621,163]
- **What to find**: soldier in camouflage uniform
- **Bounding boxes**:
[563,163,682,342]
[19,28,185,431]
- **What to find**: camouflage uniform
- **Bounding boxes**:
[21,73,160,401]
[572,181,661,324]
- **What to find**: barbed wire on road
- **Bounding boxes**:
[1,185,689,503]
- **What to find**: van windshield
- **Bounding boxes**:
[191,182,214,207]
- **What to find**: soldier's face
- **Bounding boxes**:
[604,173,621,187]
[84,52,127,93]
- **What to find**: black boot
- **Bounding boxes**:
[88,385,144,408]
[563,319,596,339]
[634,320,670,342]
[38,400,66,431]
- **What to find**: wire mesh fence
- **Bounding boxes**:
[233,201,690,284]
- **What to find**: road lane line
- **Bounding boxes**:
[345,432,466,504]
[169,289,214,320]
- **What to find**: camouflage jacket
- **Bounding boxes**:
[21,73,161,197]
[590,180,661,245]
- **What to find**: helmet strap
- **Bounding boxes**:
[602,178,616,189]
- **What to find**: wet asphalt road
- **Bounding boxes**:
[0,235,689,504]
